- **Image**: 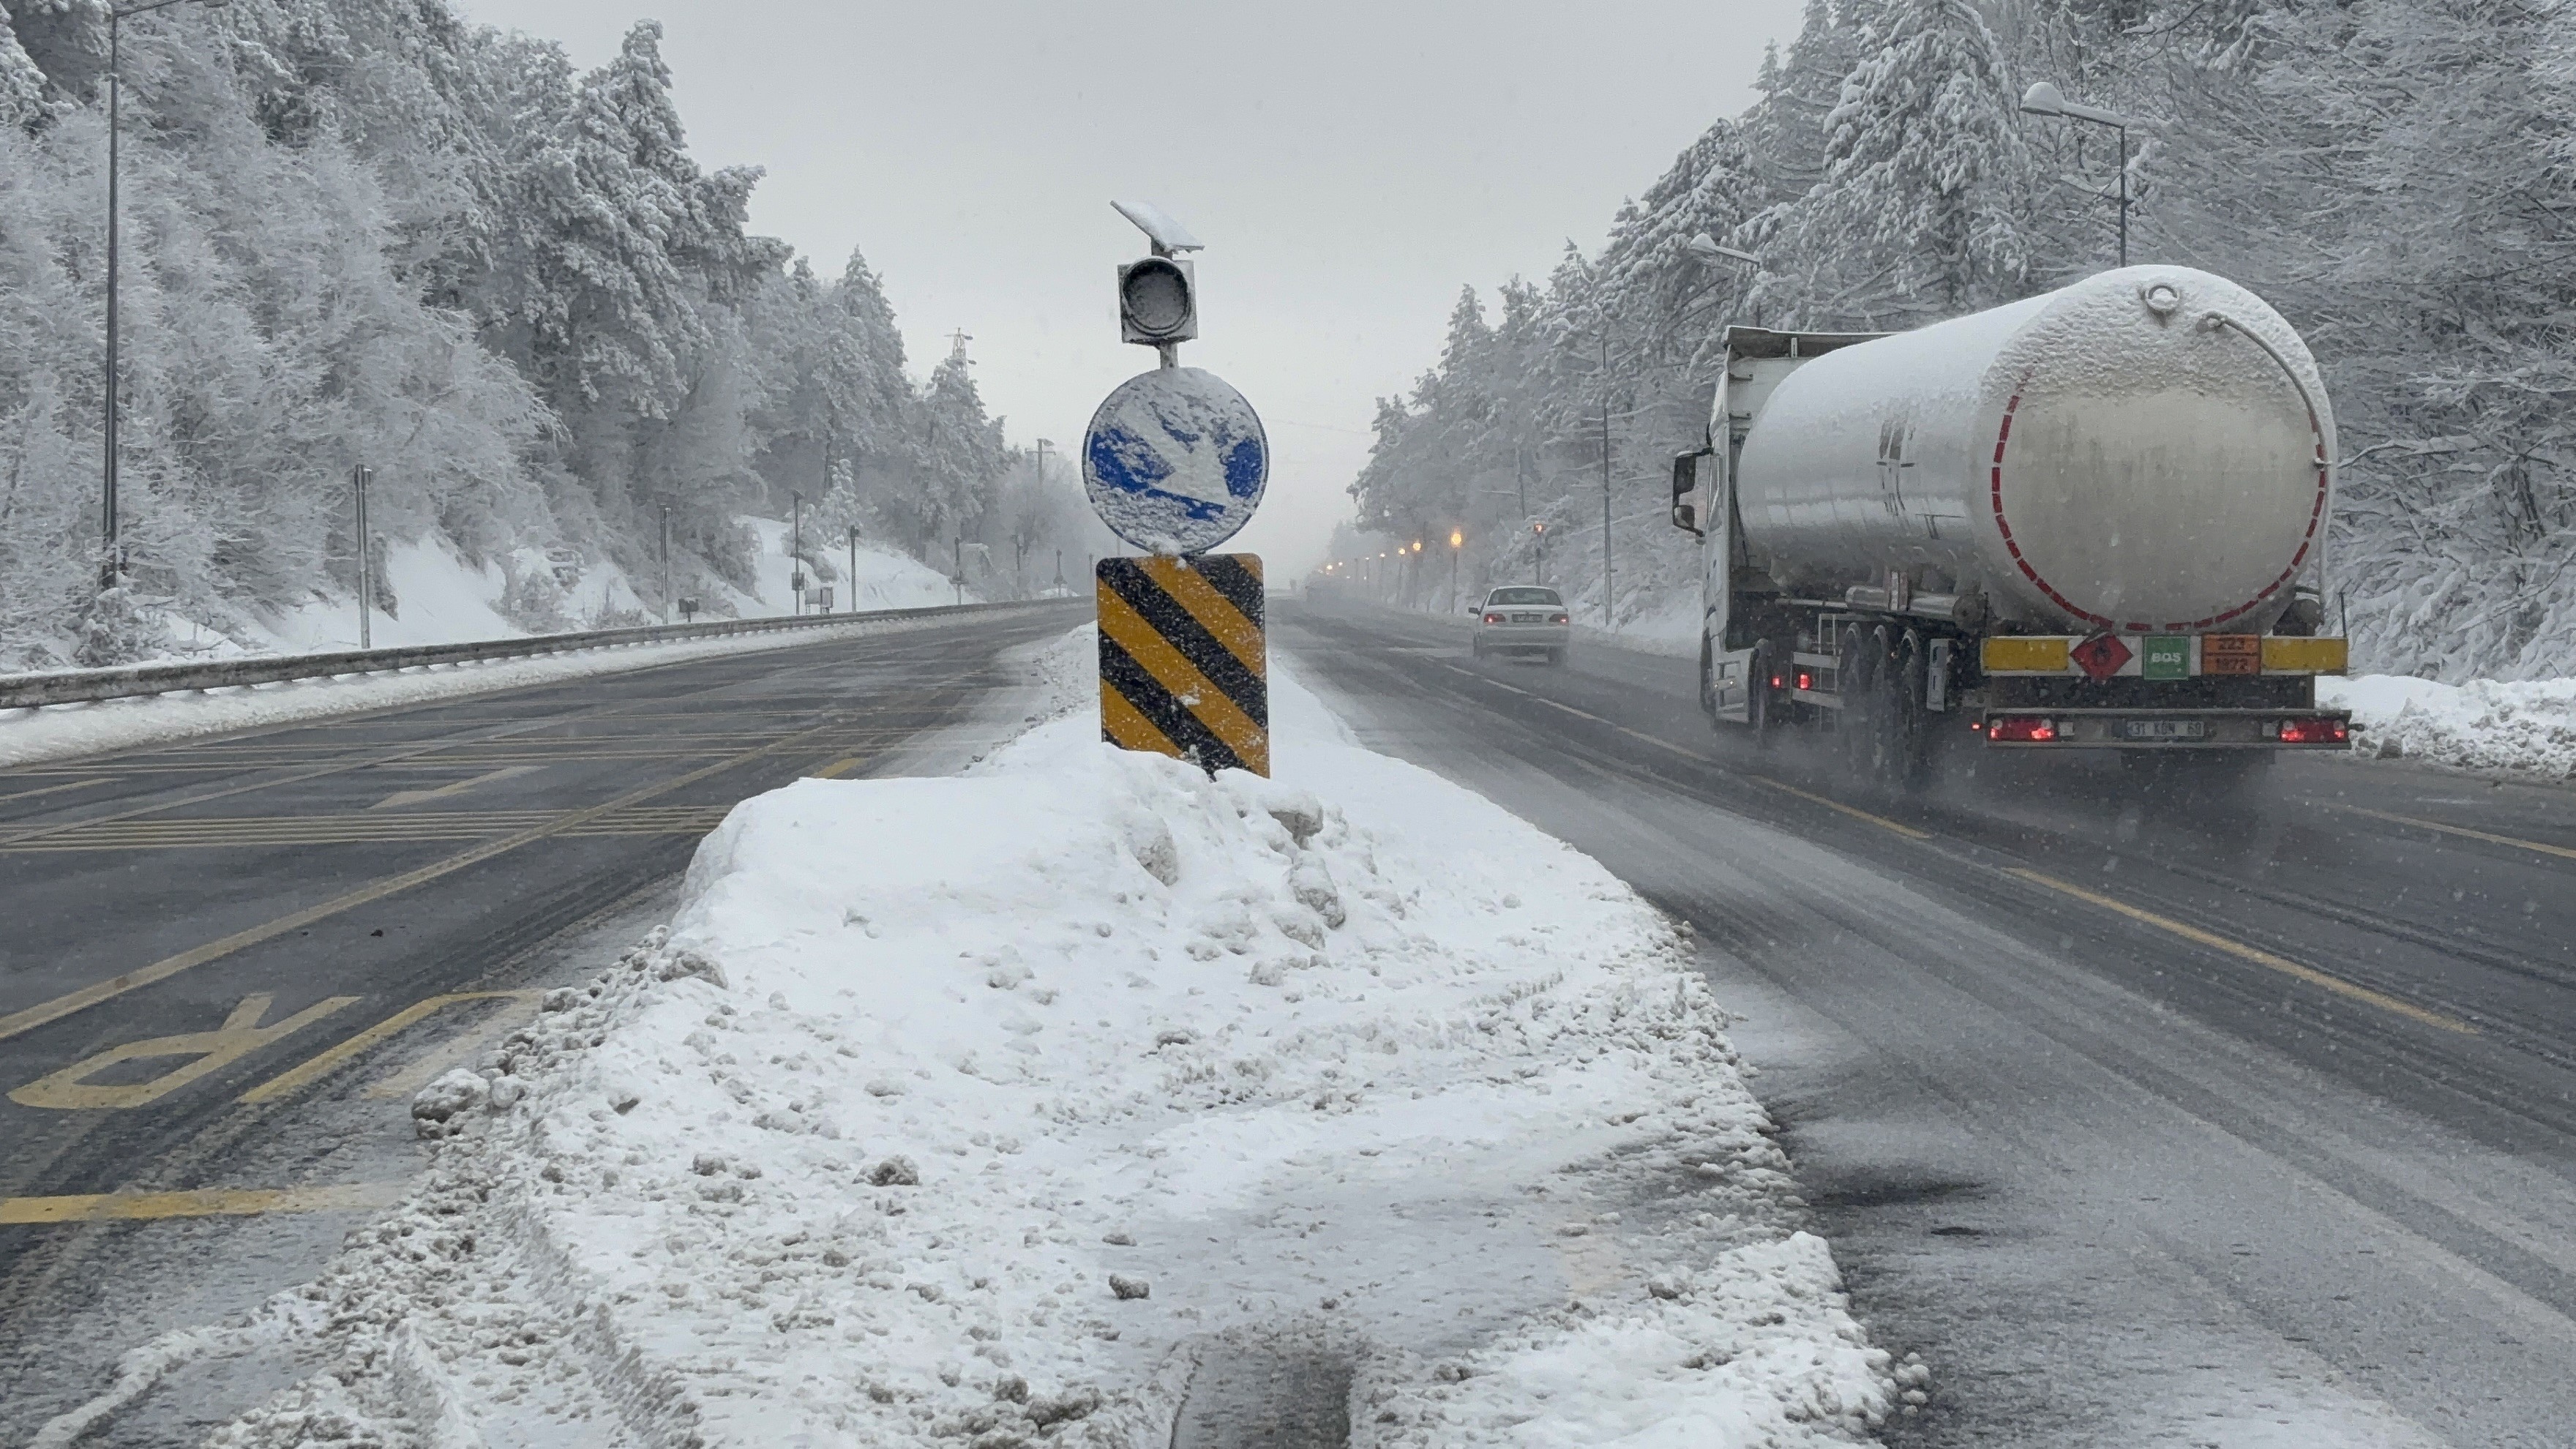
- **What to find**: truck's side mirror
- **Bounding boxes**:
[1669,449,1708,537]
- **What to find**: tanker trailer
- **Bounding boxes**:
[1667,266,2350,785]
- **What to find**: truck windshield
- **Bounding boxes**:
[1488,588,1561,606]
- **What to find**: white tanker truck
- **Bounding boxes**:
[1669,266,2351,783]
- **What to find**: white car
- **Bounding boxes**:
[1469,586,1570,663]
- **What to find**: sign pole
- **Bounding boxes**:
[1085,201,1272,776]
[353,464,372,649]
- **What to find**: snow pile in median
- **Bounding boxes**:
[2324,673,2576,778]
[189,633,1902,1448]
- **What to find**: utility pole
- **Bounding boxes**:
[659,504,673,624]
[790,490,804,615]
[1599,328,1614,629]
[352,464,372,649]
[847,525,858,613]
[953,536,963,607]
[99,0,228,600]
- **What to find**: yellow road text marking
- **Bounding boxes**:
[2004,868,2478,1034]
[241,991,545,1105]
[0,721,838,1043]
[0,1183,404,1224]
[2339,805,2576,864]
[808,757,867,779]
[1752,776,1934,840]
[11,994,362,1109]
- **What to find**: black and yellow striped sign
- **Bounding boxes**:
[1096,554,1268,776]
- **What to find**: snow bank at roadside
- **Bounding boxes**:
[2323,673,2576,779]
[160,629,1903,1448]
[0,607,1049,771]
[727,516,970,616]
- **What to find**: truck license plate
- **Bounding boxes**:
[2124,719,2207,740]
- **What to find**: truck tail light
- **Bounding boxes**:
[2277,716,2348,744]
[1795,671,1812,691]
[1988,715,2059,742]
[1771,675,1786,689]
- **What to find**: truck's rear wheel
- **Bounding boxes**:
[1844,626,1926,790]
[1746,640,1778,746]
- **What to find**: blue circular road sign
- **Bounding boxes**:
[1082,367,1268,554]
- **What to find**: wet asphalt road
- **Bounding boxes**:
[0,603,1080,1439]
[1281,596,2576,1449]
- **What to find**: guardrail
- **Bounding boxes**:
[0,599,1077,711]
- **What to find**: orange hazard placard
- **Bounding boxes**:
[2202,634,2261,676]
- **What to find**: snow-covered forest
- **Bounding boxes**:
[1347,0,2576,681]
[0,0,1092,669]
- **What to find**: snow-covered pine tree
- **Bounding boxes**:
[1761,0,2034,328]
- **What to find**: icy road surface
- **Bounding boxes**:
[1283,596,2576,1449]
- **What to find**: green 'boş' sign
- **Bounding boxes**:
[2142,635,2190,679]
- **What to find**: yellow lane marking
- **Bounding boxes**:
[808,757,867,779]
[2339,805,2576,864]
[0,721,838,1044]
[0,778,115,805]
[0,1183,404,1224]
[1752,776,1935,840]
[368,765,544,809]
[1,807,735,852]
[12,994,362,1109]
[2005,868,2479,1035]
[242,991,544,1104]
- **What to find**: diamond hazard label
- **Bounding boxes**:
[2070,634,2133,681]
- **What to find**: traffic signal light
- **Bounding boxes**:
[1118,257,1198,346]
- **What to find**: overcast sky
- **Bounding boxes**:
[457,0,1800,574]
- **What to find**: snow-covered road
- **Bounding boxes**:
[1284,599,2576,1448]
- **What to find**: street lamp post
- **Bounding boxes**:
[100,0,228,596]
[2021,81,2138,268]
[1598,329,1614,629]
[1448,528,1462,611]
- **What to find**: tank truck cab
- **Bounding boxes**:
[1671,326,1890,754]
[1674,271,2352,792]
